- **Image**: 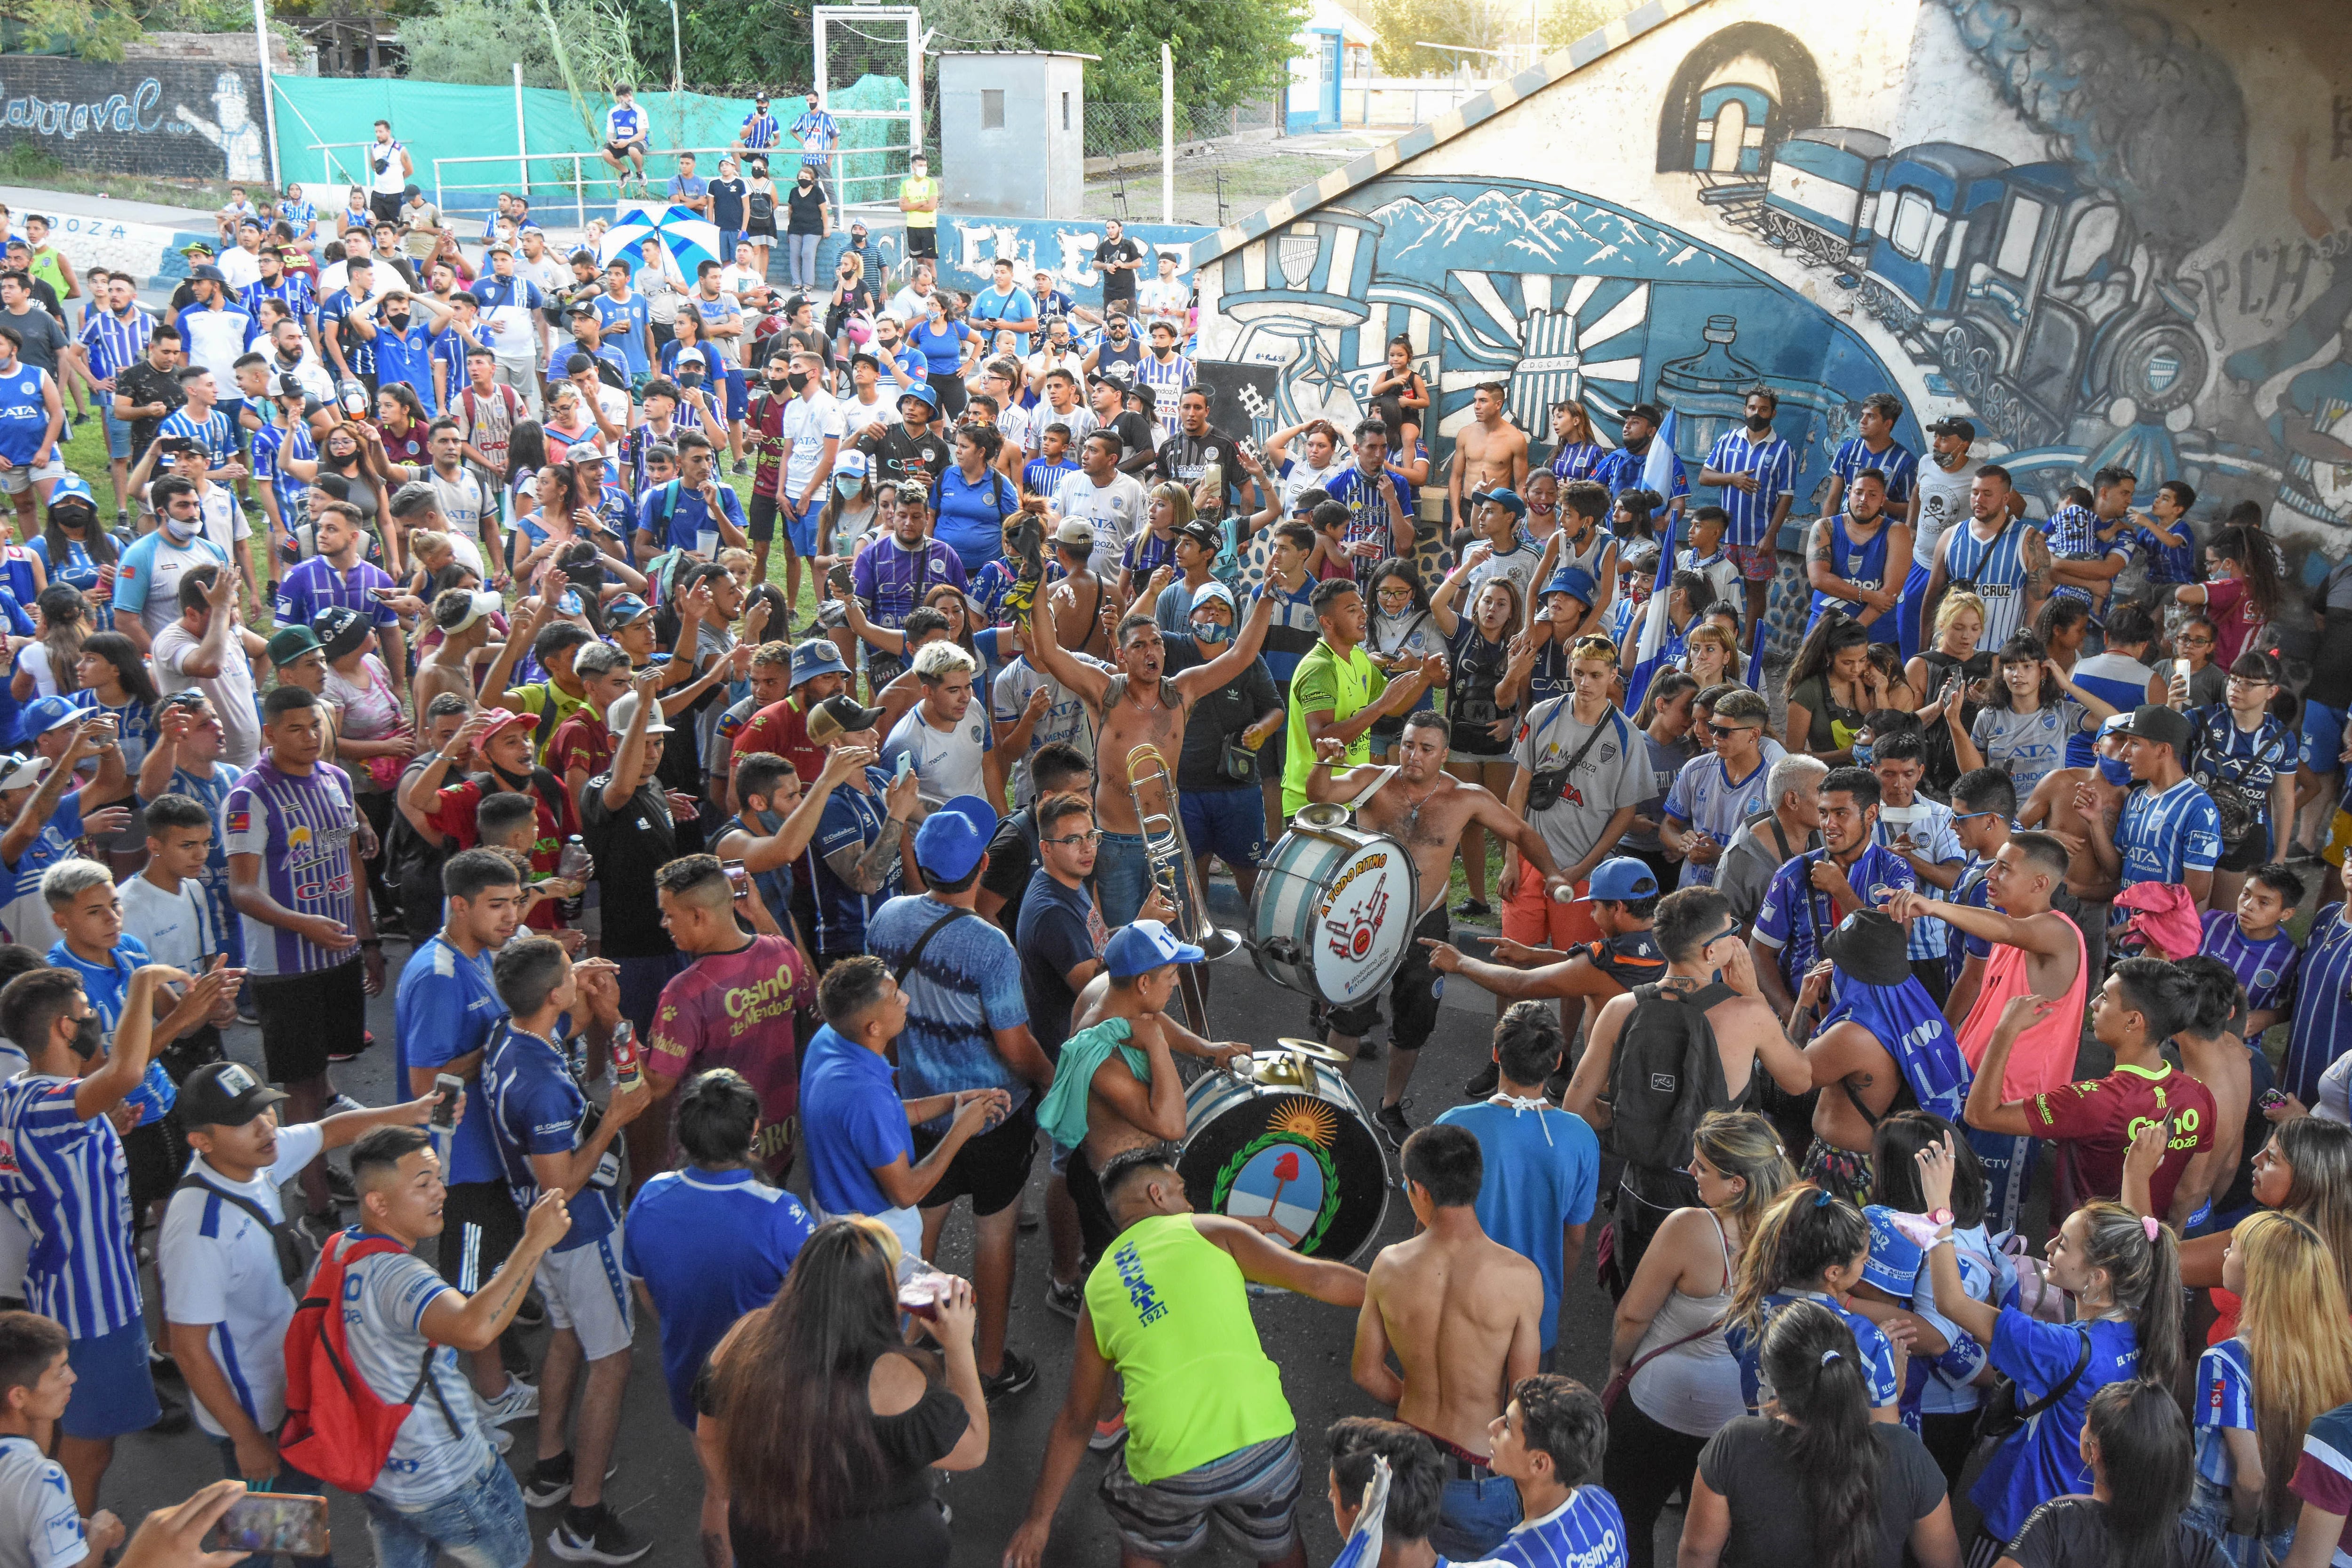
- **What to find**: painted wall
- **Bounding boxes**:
[0,55,268,182]
[1197,0,2352,597]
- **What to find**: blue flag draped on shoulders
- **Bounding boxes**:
[1624,405,1683,713]
[1818,971,1972,1123]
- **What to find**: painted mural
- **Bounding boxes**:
[0,57,270,183]
[1195,0,2352,562]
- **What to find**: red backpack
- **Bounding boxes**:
[279,1232,468,1494]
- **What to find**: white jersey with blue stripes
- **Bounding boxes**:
[1938,517,2033,647]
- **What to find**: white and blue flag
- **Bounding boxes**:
[1624,404,1683,713]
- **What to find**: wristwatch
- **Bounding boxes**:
[1927,1207,1955,1229]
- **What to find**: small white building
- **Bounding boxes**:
[1286,0,1376,134]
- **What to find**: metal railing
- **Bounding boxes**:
[428,141,918,230]
[302,140,385,195]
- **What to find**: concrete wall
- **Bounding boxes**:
[0,53,270,182]
[1195,0,2352,640]
[937,54,1087,221]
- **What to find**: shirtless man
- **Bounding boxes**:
[1562,885,1811,1285]
[1307,713,1566,1138]
[1041,920,1244,1265]
[1351,1124,1543,1561]
[1446,382,1528,531]
[411,588,500,725]
[1043,518,1113,660]
[1025,588,1274,926]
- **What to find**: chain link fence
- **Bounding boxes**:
[1079,98,1319,228]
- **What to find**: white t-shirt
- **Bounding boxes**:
[1137,277,1188,323]
[193,482,250,561]
[780,392,846,496]
[157,1124,326,1441]
[1912,457,1980,571]
[152,622,262,769]
[340,1247,493,1506]
[880,703,989,804]
[1029,402,1097,453]
[994,403,1032,458]
[991,653,1108,806]
[1463,540,1543,615]
[11,644,61,699]
[367,140,408,196]
[718,264,763,301]
[1050,469,1146,579]
[216,247,262,293]
[425,466,487,545]
[117,873,219,972]
[840,390,901,433]
[887,286,933,323]
[0,1433,85,1568]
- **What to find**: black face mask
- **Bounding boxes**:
[386,311,411,330]
[766,376,792,397]
[787,372,809,393]
[1744,413,1772,432]
[69,1012,103,1064]
[487,761,533,793]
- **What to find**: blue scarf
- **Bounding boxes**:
[1819,974,1972,1123]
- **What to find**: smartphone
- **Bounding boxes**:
[430,1074,463,1129]
[2260,1088,2290,1110]
[206,1492,330,1557]
[894,750,913,782]
[826,562,853,595]
[721,858,750,901]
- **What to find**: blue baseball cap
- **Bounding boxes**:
[21,695,79,735]
[45,472,95,517]
[1105,918,1205,978]
[789,638,847,686]
[897,382,939,414]
[1582,856,1659,904]
[1469,486,1527,518]
[1542,565,1597,606]
[604,593,652,628]
[914,793,998,882]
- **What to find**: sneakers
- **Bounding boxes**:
[522,1451,578,1508]
[1454,897,1492,919]
[1044,1278,1083,1321]
[487,1424,514,1455]
[979,1349,1037,1403]
[1462,1061,1500,1098]
[148,1349,183,1384]
[150,1389,191,1435]
[549,1504,649,1564]
[475,1375,540,1427]
[1375,1101,1413,1147]
[1089,1408,1128,1452]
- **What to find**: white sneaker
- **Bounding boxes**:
[486,1423,514,1454]
[476,1375,540,1427]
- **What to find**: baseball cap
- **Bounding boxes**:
[1927,415,1976,440]
[22,695,80,736]
[2117,702,2193,755]
[1176,519,1220,553]
[178,241,215,257]
[914,794,998,882]
[485,240,514,255]
[45,473,96,517]
[1188,581,1236,618]
[473,707,539,748]
[312,605,371,661]
[178,1061,288,1129]
[0,753,47,791]
[1582,856,1659,904]
[604,593,652,629]
[1470,486,1527,518]
[897,382,939,413]
[1050,518,1096,551]
[566,442,609,467]
[1821,909,1911,988]
[604,690,672,736]
[1542,565,1597,605]
[834,449,869,479]
[806,692,887,746]
[566,298,597,317]
[1105,919,1205,979]
[1626,402,1665,425]
[789,638,849,686]
[265,625,321,666]
[189,264,228,285]
[433,589,503,634]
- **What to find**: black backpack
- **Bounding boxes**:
[173,1169,321,1292]
[1605,980,1737,1174]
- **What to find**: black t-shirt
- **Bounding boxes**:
[1696,1417,1948,1568]
[1095,237,1144,303]
[1178,648,1276,792]
[1108,409,1158,463]
[785,179,829,235]
[2003,1497,2225,1568]
[579,775,679,958]
[978,808,1041,935]
[1155,425,1244,512]
[864,423,951,492]
[2308,557,2352,708]
[117,360,188,461]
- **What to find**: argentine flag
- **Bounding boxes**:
[1329,1454,1392,1568]
[1623,404,1683,713]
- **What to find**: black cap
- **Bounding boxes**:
[179,1061,288,1129]
[1927,416,1976,440]
[806,692,889,745]
[1626,402,1664,425]
[2117,702,2193,756]
[312,605,370,661]
[1821,910,1912,988]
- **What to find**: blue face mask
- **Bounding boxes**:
[1851,740,1874,766]
[1190,618,1231,644]
[835,474,863,496]
[2097,755,2133,786]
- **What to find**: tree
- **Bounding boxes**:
[398,0,563,86]
[1,0,143,61]
[1368,0,1631,79]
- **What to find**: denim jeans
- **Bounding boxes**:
[2185,1475,2288,1568]
[1428,1470,1520,1560]
[210,1437,334,1568]
[361,1455,531,1568]
[1096,830,1150,928]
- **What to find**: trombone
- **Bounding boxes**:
[1126,742,1242,1035]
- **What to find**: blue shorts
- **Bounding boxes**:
[2304,701,2347,775]
[60,1319,160,1440]
[781,492,821,556]
[721,365,747,422]
[1179,786,1265,872]
[102,412,132,463]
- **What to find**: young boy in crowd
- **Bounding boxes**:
[0,1313,125,1568]
[1677,505,1741,612]
[2199,860,2304,1040]
[477,790,581,942]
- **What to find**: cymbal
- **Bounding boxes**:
[1274,1035,1352,1066]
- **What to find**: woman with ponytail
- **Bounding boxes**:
[2185,1210,2352,1565]
[1917,1135,2184,1558]
[1680,1299,1960,1568]
[2179,647,2301,909]
[1998,1381,2225,1568]
[2176,525,2282,675]
[1722,1181,1905,1423]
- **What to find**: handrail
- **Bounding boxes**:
[302,140,381,193]
[429,141,918,230]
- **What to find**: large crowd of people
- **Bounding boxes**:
[0,126,2346,1568]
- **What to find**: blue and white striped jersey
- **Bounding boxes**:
[0,1074,144,1336]
[2284,902,2352,1104]
[2116,777,2222,889]
[1938,518,2034,648]
[1829,435,1917,505]
[1703,429,1795,548]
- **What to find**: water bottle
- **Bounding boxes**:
[610,1020,642,1093]
[556,836,591,924]
[1200,459,1224,516]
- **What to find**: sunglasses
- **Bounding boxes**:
[1706,722,1757,738]
[1950,809,2001,824]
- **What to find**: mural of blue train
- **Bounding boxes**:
[1717,129,2209,457]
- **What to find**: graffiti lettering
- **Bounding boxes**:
[0,78,163,140]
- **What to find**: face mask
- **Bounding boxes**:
[1745,413,1772,432]
[161,512,199,545]
[69,1012,103,1063]
[1190,618,1231,644]
[386,312,410,330]
[835,474,863,496]
[2097,755,2134,786]
[1850,740,1874,766]
[787,372,809,393]
[754,809,784,834]
[680,373,703,388]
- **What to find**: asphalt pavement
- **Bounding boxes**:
[107,890,1635,1568]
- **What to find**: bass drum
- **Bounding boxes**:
[1180,1049,1389,1261]
[1249,806,1420,1007]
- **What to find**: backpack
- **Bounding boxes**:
[279,1231,468,1494]
[1604,980,1738,1175]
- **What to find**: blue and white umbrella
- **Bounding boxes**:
[597,203,723,279]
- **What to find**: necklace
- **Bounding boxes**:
[1396,776,1441,831]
